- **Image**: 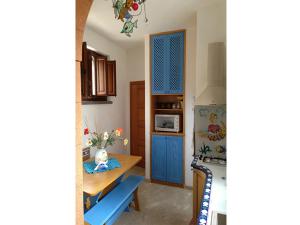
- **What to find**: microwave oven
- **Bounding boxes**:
[155,114,181,132]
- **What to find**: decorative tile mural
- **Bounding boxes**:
[194,105,226,160]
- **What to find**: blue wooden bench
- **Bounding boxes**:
[84,175,144,225]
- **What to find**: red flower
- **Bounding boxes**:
[84,128,89,135]
[116,128,123,134]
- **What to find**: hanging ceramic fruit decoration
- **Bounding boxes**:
[111,0,148,37]
[132,2,139,11]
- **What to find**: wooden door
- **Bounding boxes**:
[130,81,145,168]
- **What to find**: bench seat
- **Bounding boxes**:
[84,175,144,225]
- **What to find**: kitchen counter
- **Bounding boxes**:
[201,162,226,225]
[191,158,226,225]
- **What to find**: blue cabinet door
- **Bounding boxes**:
[151,135,167,181]
[166,136,183,184]
[151,31,184,94]
[151,35,168,94]
[166,32,184,94]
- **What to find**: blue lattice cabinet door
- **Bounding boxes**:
[151,135,167,181]
[151,35,168,94]
[166,32,184,94]
[166,136,183,184]
[151,32,184,94]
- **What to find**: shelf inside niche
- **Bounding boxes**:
[155,108,183,112]
[82,100,113,105]
[151,94,185,138]
[152,131,184,136]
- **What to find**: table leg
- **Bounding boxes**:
[133,188,140,211]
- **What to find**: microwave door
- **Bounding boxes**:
[155,114,179,132]
[162,118,174,129]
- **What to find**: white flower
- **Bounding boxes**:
[115,129,121,137]
[123,138,128,146]
[103,132,109,140]
[86,139,92,146]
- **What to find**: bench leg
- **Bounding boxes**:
[124,206,131,212]
[133,188,140,211]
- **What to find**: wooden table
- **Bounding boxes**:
[83,153,142,196]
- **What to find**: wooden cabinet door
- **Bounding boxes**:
[151,35,168,94]
[166,136,183,184]
[167,32,184,94]
[95,55,107,96]
[107,60,116,96]
[151,31,184,94]
[151,135,167,181]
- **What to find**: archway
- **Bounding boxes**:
[76,0,93,224]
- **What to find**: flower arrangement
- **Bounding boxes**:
[84,127,128,149]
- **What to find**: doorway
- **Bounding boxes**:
[130,81,145,168]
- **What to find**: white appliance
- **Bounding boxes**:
[155,114,181,132]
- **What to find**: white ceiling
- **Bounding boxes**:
[86,0,222,49]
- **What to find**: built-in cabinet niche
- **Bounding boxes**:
[81,42,116,104]
[150,30,185,187]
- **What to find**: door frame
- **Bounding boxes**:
[76,0,93,225]
[130,80,145,167]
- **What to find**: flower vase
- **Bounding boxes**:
[95,148,108,166]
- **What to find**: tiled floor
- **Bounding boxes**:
[114,167,193,225]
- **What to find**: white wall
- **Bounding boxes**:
[126,45,145,82]
[184,18,197,187]
[144,18,197,186]
[82,27,145,157]
[125,45,145,145]
[144,35,150,179]
[82,27,130,156]
[196,1,226,97]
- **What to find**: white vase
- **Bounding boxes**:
[95,148,108,165]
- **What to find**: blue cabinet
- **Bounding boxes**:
[151,31,184,94]
[151,135,183,184]
[166,136,183,184]
[151,135,167,181]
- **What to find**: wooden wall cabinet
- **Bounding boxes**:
[81,42,116,102]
